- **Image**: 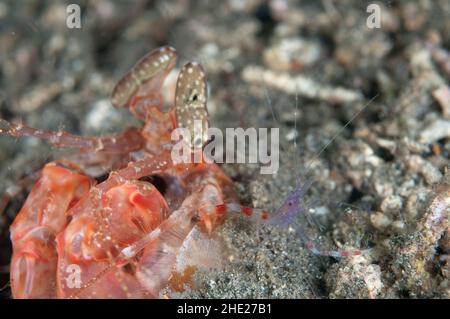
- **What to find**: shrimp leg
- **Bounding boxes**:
[0,119,145,154]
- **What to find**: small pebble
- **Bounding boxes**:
[370,212,392,230]
[391,220,406,233]
[419,119,450,143]
[380,195,403,214]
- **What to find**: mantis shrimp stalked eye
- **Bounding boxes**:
[175,62,209,150]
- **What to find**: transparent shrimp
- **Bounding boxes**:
[199,93,380,258]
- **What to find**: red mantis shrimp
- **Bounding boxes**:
[0,46,254,298]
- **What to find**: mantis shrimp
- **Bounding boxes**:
[0,46,257,298]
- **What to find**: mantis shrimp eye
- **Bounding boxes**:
[175,62,209,150]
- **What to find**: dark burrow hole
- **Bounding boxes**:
[98,174,169,197]
[138,175,168,196]
[95,173,109,184]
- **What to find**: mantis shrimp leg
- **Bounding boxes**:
[0,119,145,154]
